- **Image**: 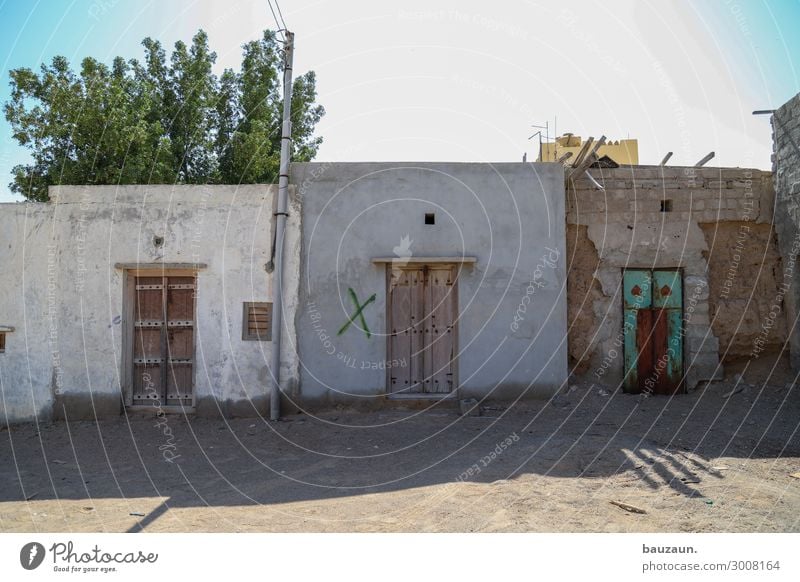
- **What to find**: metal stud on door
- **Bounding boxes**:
[166,277,195,406]
[424,267,455,393]
[131,275,195,407]
[133,277,164,405]
[388,264,457,394]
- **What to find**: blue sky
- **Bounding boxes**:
[0,0,798,202]
[693,1,800,104]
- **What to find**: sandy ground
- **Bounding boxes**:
[1,355,798,533]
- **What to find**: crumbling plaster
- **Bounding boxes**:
[567,165,776,389]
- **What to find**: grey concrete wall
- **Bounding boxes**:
[773,93,800,368]
[292,162,568,405]
[0,185,300,425]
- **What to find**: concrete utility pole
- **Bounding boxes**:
[270,30,294,421]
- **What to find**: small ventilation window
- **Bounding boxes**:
[0,332,5,353]
[660,200,673,212]
[243,302,273,341]
[424,213,435,225]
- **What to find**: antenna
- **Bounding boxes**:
[529,122,549,161]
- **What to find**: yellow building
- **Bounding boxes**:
[537,134,639,165]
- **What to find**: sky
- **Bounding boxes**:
[0,0,798,202]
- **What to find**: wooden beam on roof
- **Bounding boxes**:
[556,151,573,164]
[659,152,673,166]
[569,135,607,180]
[569,137,594,169]
[694,151,715,167]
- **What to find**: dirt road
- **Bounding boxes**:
[1,356,798,532]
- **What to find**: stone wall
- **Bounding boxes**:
[700,222,786,359]
[566,164,780,388]
[772,93,800,368]
[565,223,602,374]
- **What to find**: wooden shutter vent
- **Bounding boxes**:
[243,302,273,341]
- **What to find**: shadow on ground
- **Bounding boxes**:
[1,355,799,532]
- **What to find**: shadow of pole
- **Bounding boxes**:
[127,499,170,533]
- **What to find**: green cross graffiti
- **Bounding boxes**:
[338,287,376,338]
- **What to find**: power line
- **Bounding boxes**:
[266,0,285,39]
[273,0,287,30]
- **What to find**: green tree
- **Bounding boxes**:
[4,29,324,201]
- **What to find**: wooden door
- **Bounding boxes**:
[388,268,425,392]
[131,275,195,407]
[623,269,683,394]
[652,270,683,393]
[388,265,456,394]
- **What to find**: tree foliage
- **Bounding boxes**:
[4,30,324,201]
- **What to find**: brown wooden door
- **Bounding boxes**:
[132,275,195,407]
[388,265,456,394]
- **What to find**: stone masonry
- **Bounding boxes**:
[773,92,800,368]
[566,164,782,390]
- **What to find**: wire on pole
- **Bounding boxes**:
[267,0,285,40]
[273,0,288,30]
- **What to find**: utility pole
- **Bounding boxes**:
[270,30,294,421]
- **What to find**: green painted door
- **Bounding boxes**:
[622,269,683,394]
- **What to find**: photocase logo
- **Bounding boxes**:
[20,542,46,570]
[390,234,413,290]
[393,234,413,262]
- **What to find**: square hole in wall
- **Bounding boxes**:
[243,302,273,341]
[660,199,673,212]
[424,213,435,225]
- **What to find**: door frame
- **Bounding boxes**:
[621,267,686,394]
[121,266,199,412]
[384,262,460,398]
